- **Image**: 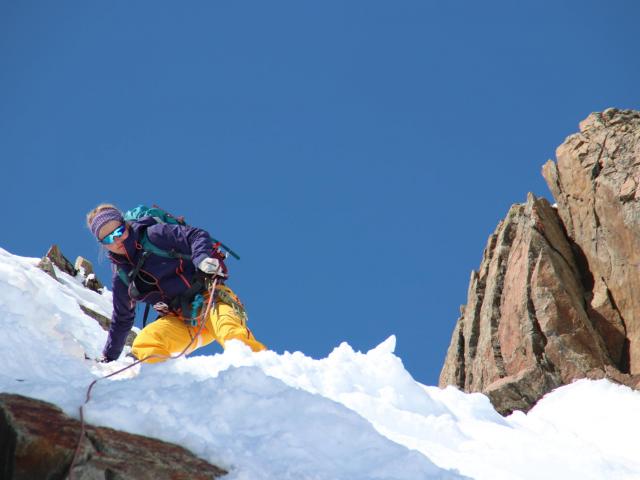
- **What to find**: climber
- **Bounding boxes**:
[86,203,266,363]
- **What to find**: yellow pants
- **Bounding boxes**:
[131,286,266,363]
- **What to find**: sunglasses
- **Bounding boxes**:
[100,225,126,245]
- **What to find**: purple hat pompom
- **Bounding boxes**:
[90,208,124,238]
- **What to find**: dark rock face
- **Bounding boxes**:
[440,109,640,415]
[44,245,78,277]
[38,248,104,293]
[79,305,136,348]
[37,256,58,281]
[75,256,104,293]
[37,246,137,350]
[0,393,227,480]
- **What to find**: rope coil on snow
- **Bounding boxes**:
[67,277,219,479]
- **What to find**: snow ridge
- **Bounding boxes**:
[1,246,639,479]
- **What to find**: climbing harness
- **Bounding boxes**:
[182,284,248,328]
[188,293,205,327]
[214,286,248,325]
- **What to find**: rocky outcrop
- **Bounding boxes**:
[37,246,137,351]
[38,247,103,293]
[440,109,640,414]
[75,256,104,293]
[42,244,78,277]
[0,393,227,479]
[79,305,136,348]
[543,108,640,374]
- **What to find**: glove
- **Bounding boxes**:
[153,302,171,315]
[198,257,225,276]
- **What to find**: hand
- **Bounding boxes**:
[198,257,225,276]
[153,302,171,315]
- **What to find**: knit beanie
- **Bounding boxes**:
[90,208,124,238]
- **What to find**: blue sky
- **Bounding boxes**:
[1,1,638,385]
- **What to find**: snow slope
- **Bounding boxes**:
[1,246,639,479]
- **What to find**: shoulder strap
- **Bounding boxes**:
[139,230,192,260]
[116,249,151,293]
[116,229,192,285]
[117,266,130,286]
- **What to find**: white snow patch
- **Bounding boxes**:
[1,246,639,479]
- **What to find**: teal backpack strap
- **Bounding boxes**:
[139,231,191,260]
[117,267,130,286]
[115,231,190,289]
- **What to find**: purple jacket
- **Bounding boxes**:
[103,219,219,360]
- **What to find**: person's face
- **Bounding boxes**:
[98,220,129,255]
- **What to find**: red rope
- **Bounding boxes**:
[67,278,219,478]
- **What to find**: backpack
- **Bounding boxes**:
[123,204,240,260]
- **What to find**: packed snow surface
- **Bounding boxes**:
[1,246,640,479]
